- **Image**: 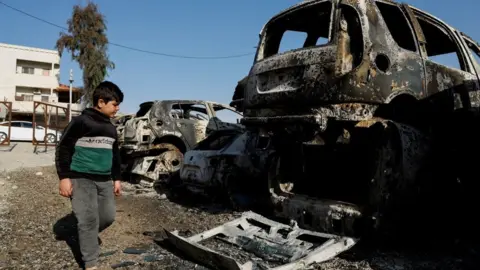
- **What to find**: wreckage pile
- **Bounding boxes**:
[112,0,480,268]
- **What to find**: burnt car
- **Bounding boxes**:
[120,100,243,183]
[166,0,480,241]
[112,114,134,147]
[172,130,262,200]
[159,0,480,267]
[239,0,480,236]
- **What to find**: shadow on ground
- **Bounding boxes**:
[33,144,56,154]
[0,143,17,152]
[52,213,84,269]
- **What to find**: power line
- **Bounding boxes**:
[0,1,255,59]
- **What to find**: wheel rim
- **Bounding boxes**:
[0,133,6,142]
[46,134,55,143]
[159,150,184,172]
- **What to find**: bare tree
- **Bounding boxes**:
[56,2,114,107]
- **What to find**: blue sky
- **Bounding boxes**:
[0,0,479,114]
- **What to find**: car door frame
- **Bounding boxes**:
[173,101,212,146]
[405,5,479,109]
[459,33,480,81]
[205,102,244,134]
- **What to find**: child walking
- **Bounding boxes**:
[55,81,124,270]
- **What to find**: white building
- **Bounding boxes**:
[0,42,82,118]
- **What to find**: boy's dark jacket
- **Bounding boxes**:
[55,108,121,181]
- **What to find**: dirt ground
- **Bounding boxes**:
[0,142,56,173]
[0,165,479,270]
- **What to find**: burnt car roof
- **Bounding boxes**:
[138,100,240,113]
[260,0,466,39]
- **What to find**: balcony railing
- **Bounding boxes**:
[15,73,59,89]
[12,100,82,114]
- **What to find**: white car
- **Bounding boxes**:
[0,121,62,143]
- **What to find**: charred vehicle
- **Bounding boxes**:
[160,0,480,268]
[164,0,480,259]
[120,100,243,183]
[112,114,134,147]
[239,0,480,239]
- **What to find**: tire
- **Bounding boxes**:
[45,133,57,144]
[149,143,184,199]
[0,132,7,144]
[154,143,184,173]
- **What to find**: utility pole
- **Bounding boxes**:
[69,69,73,122]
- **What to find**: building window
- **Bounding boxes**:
[21,67,34,75]
[41,96,49,102]
[23,95,33,101]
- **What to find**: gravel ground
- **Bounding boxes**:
[0,165,479,269]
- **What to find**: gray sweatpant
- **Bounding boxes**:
[71,178,116,268]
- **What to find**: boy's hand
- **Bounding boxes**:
[114,180,121,196]
[59,178,73,198]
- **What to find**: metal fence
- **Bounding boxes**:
[0,102,12,146]
[32,101,81,152]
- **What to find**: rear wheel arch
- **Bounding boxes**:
[376,92,420,126]
[152,135,187,154]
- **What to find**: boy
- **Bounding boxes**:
[55,81,124,270]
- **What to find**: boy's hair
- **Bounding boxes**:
[92,81,124,107]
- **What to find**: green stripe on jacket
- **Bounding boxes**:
[70,136,115,175]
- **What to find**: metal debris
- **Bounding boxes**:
[99,250,117,257]
[143,254,164,262]
[111,261,137,269]
[164,211,358,270]
[123,247,148,255]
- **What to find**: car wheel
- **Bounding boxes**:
[0,132,7,144]
[45,133,57,144]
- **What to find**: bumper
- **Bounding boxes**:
[241,103,378,129]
